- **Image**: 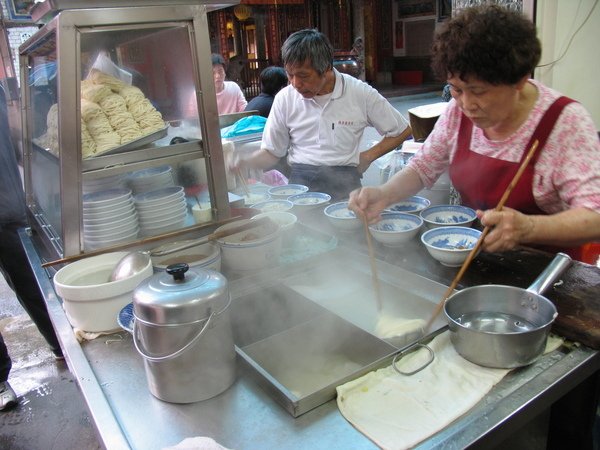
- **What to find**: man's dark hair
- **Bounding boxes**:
[431,4,541,85]
[211,53,227,68]
[260,66,288,96]
[281,29,333,75]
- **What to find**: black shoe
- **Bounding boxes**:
[52,349,65,361]
[0,381,17,411]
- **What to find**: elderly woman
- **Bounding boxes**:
[349,4,600,259]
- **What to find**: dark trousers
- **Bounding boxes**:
[289,164,362,202]
[0,332,10,383]
[0,223,60,355]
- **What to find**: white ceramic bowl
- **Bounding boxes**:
[251,199,294,212]
[53,252,153,332]
[251,211,297,232]
[368,212,423,247]
[385,195,431,215]
[267,184,309,198]
[215,218,282,271]
[324,201,362,231]
[288,192,331,210]
[151,241,221,272]
[421,226,482,267]
[419,204,477,229]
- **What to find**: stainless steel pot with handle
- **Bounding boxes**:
[132,263,236,403]
[443,253,572,368]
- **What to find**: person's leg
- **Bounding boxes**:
[289,164,319,190]
[0,223,61,356]
[0,331,17,411]
[315,166,362,201]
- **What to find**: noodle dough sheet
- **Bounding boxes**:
[336,332,564,450]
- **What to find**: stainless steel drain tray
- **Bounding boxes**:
[231,285,398,417]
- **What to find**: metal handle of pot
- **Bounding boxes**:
[391,325,449,376]
[526,252,572,296]
[392,343,435,376]
[133,311,215,363]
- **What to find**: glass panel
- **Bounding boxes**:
[27,31,62,238]
[76,24,210,250]
[79,23,203,160]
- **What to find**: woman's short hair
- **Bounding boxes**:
[281,29,333,75]
[260,66,288,96]
[431,4,541,85]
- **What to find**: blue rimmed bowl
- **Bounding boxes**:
[324,201,362,231]
[421,226,482,267]
[385,195,431,215]
[251,199,294,212]
[288,192,331,210]
[419,204,477,230]
[368,212,423,247]
[267,184,309,199]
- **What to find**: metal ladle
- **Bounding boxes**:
[109,216,273,282]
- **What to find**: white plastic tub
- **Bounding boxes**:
[53,252,153,332]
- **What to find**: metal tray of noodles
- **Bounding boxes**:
[86,123,169,158]
[230,284,398,417]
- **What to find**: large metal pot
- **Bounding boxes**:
[132,263,236,403]
[444,253,572,368]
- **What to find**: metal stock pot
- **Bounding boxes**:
[444,253,572,368]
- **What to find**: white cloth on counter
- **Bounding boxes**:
[336,331,564,450]
[162,437,231,450]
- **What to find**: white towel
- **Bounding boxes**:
[336,332,563,450]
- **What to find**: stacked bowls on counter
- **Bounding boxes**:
[82,172,128,195]
[127,165,175,195]
[134,186,188,237]
[83,188,139,250]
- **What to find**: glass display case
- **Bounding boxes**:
[19,2,237,261]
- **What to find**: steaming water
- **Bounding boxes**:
[285,265,431,344]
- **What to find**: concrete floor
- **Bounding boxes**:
[0,89,443,450]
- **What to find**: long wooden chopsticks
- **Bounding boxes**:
[362,214,383,312]
[424,139,540,332]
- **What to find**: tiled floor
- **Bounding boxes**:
[0,87,444,450]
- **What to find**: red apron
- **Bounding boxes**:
[449,96,583,259]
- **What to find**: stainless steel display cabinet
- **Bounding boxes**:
[19,2,238,261]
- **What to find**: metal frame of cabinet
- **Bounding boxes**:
[19,2,238,261]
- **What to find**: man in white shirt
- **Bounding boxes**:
[232,29,412,200]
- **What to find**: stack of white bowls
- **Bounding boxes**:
[127,165,175,195]
[134,186,188,237]
[82,173,128,195]
[82,188,139,250]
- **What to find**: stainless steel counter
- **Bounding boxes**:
[21,227,600,450]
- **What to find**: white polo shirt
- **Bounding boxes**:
[261,69,409,166]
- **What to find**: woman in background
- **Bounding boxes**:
[212,53,247,114]
[245,66,288,118]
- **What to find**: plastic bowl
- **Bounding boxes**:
[421,226,482,267]
[151,241,221,272]
[419,204,477,229]
[251,211,297,232]
[215,219,282,271]
[368,212,423,247]
[53,252,153,332]
[385,195,431,215]
[324,201,362,231]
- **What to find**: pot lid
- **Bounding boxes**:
[133,263,228,325]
